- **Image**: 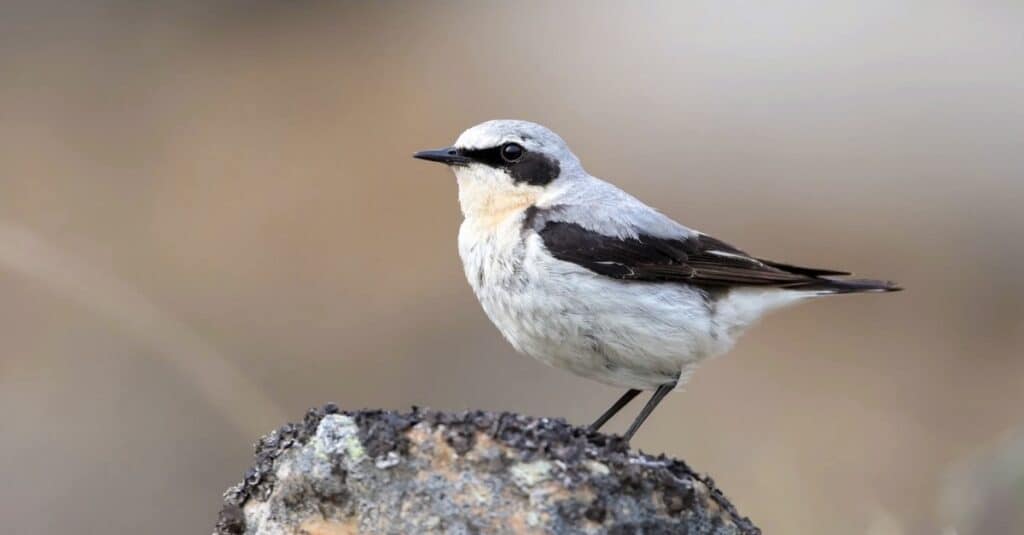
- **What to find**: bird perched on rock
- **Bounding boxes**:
[415,120,899,442]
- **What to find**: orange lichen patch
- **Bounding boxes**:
[431,430,460,466]
[297,518,359,535]
[469,432,498,453]
[411,431,460,482]
[406,423,436,456]
[573,486,597,505]
[530,480,574,502]
[462,433,504,462]
[504,511,549,535]
[450,478,496,508]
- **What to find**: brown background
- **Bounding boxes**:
[1,2,1022,533]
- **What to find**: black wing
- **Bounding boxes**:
[538,221,898,292]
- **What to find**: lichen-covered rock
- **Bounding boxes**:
[217,405,760,535]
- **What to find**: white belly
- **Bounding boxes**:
[458,217,735,390]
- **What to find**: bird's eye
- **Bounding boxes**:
[500,142,524,163]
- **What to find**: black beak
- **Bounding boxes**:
[413,147,470,166]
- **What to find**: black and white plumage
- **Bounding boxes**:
[415,120,899,441]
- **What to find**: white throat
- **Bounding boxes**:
[455,166,544,231]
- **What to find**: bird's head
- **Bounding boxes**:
[415,120,583,222]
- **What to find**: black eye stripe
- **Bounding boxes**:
[458,146,506,168]
[457,145,561,186]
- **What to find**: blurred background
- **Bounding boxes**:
[1,1,1022,533]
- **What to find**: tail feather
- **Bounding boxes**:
[794,277,902,294]
[756,257,901,294]
[759,259,851,277]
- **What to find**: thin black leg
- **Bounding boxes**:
[588,389,641,432]
[622,383,674,442]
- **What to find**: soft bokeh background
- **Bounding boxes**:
[2,1,1022,533]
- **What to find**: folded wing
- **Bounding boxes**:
[537,221,899,293]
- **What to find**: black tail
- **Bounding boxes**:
[754,256,901,294]
[793,277,902,294]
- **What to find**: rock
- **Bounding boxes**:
[216,405,760,534]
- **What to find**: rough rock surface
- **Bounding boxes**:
[217,405,760,534]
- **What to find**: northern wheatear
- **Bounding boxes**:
[415,120,899,442]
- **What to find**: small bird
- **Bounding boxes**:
[414,120,899,442]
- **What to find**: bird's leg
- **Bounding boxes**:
[622,383,675,442]
[588,389,641,432]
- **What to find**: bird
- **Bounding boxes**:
[414,119,900,442]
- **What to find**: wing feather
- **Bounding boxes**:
[537,221,894,291]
